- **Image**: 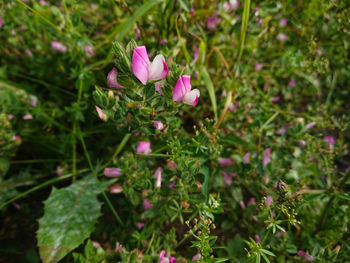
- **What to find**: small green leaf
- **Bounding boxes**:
[260,249,276,257]
[37,176,107,263]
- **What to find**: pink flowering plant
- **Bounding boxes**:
[1,1,350,263]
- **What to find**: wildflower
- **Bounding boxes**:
[265,196,273,206]
[153,121,164,130]
[168,160,178,171]
[254,234,261,244]
[95,106,107,121]
[155,81,164,95]
[153,167,162,188]
[192,253,201,261]
[143,199,153,210]
[115,242,125,253]
[92,241,102,249]
[172,75,200,106]
[223,171,233,186]
[288,79,296,87]
[25,49,33,57]
[51,41,67,52]
[248,197,256,205]
[239,200,246,209]
[279,18,287,27]
[132,46,169,85]
[218,158,234,167]
[168,181,176,189]
[109,185,123,194]
[29,95,38,107]
[263,148,271,168]
[136,222,144,229]
[135,27,141,40]
[193,46,199,63]
[270,96,280,102]
[276,124,289,135]
[228,102,239,112]
[323,136,335,149]
[297,251,314,262]
[0,16,2,28]
[158,250,176,263]
[23,114,33,120]
[84,45,95,57]
[276,33,287,42]
[104,168,123,177]
[137,141,151,154]
[107,67,125,89]
[306,122,316,130]
[255,62,263,71]
[207,15,221,30]
[8,114,14,120]
[243,152,251,164]
[298,140,306,148]
[56,166,63,176]
[252,215,258,222]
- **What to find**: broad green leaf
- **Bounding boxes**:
[200,65,218,121]
[37,176,107,263]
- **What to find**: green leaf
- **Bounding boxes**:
[219,133,248,146]
[37,176,107,263]
[200,66,218,122]
[260,249,276,257]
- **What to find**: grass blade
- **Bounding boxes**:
[200,65,218,122]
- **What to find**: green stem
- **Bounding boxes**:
[0,169,89,210]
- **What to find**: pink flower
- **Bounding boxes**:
[228,102,239,112]
[51,41,67,52]
[288,79,296,87]
[155,81,164,95]
[107,67,125,89]
[153,167,162,188]
[218,158,234,167]
[223,171,233,186]
[56,166,63,176]
[193,47,199,63]
[153,121,164,130]
[306,122,316,130]
[104,168,123,177]
[168,161,178,171]
[263,148,271,168]
[137,141,151,154]
[248,197,256,205]
[137,222,144,229]
[297,251,314,262]
[135,27,141,40]
[23,114,33,120]
[8,114,14,120]
[265,196,273,206]
[92,241,102,249]
[254,234,261,244]
[239,200,246,209]
[207,16,221,30]
[323,136,335,149]
[270,96,280,102]
[279,18,287,27]
[110,185,123,194]
[168,181,176,189]
[255,62,263,71]
[143,199,153,210]
[0,16,2,28]
[158,250,176,263]
[132,46,169,85]
[276,125,289,135]
[298,140,306,148]
[192,253,201,261]
[243,152,251,164]
[172,75,200,106]
[84,45,95,57]
[252,215,258,222]
[25,49,33,57]
[276,33,287,41]
[95,106,107,121]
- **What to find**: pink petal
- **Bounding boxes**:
[183,89,200,106]
[137,141,151,154]
[218,158,234,167]
[51,41,67,52]
[173,75,192,102]
[23,114,33,120]
[95,106,107,121]
[155,81,164,95]
[243,152,251,164]
[263,148,271,168]
[104,168,123,177]
[265,196,273,206]
[143,199,153,210]
[132,46,150,85]
[107,68,125,89]
[136,222,144,229]
[153,167,162,188]
[109,185,123,194]
[153,121,164,130]
[192,253,201,261]
[148,55,169,80]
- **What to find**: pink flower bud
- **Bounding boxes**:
[192,253,201,261]
[95,106,107,121]
[288,79,296,87]
[137,222,144,229]
[109,185,123,194]
[255,62,263,71]
[239,200,246,209]
[323,136,335,149]
[297,251,314,262]
[143,199,153,210]
[263,148,271,168]
[243,152,251,164]
[153,167,162,188]
[153,121,164,130]
[104,168,123,177]
[23,114,33,120]
[279,18,287,27]
[306,122,316,130]
[298,140,306,148]
[137,141,152,154]
[84,45,95,57]
[254,234,261,244]
[276,33,287,41]
[265,196,273,206]
[51,41,67,52]
[218,158,234,167]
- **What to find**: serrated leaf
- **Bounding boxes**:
[37,176,107,263]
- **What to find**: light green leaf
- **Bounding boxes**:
[37,176,107,263]
[200,65,217,121]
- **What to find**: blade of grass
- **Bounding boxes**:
[200,65,218,122]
